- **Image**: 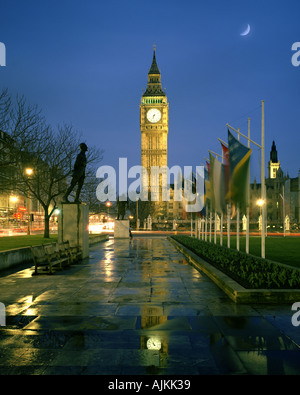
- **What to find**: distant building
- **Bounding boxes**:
[0,129,43,229]
[268,140,280,179]
[250,140,299,227]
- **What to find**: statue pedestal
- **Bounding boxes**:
[58,203,89,258]
[114,220,129,238]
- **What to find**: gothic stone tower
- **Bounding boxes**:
[140,46,169,217]
[268,140,280,179]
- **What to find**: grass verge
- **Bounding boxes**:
[0,235,58,251]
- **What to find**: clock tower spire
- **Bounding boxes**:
[143,46,166,97]
[140,46,169,217]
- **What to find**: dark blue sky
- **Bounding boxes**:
[1,0,300,183]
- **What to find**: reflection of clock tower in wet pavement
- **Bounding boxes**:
[140,45,169,215]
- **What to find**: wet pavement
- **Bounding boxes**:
[1,236,300,375]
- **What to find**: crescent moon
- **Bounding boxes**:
[240,24,250,36]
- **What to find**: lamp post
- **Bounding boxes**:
[279,185,286,237]
[256,198,265,257]
[105,201,111,219]
[260,100,266,258]
[25,168,33,235]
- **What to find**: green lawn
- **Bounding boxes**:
[210,235,300,268]
[0,235,58,252]
[0,233,108,252]
[0,234,299,269]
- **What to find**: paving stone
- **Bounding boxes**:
[0,235,300,375]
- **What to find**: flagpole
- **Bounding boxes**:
[209,208,212,242]
[237,205,240,251]
[246,118,250,254]
[227,203,231,248]
[283,185,286,237]
[220,212,223,246]
[227,124,261,148]
[227,111,263,255]
[200,218,202,239]
[220,144,225,247]
[214,211,217,244]
[236,129,240,251]
[261,100,266,258]
[199,218,201,239]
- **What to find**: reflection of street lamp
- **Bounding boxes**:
[25,168,33,235]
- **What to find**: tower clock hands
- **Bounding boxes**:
[146,108,161,123]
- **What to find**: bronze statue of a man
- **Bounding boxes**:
[117,196,128,220]
[63,143,88,203]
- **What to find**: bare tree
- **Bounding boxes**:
[0,90,46,191]
[16,124,103,238]
[0,90,104,237]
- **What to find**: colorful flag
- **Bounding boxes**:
[209,152,226,214]
[219,141,230,196]
[204,161,210,205]
[226,130,252,208]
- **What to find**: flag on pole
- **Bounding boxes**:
[219,141,229,196]
[204,161,210,205]
[220,141,229,163]
[209,152,226,214]
[201,162,210,216]
[226,130,252,209]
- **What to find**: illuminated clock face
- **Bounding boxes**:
[147,108,161,123]
[147,337,161,350]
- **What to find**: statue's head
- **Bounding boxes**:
[80,143,88,152]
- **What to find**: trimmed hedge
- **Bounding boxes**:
[172,235,300,289]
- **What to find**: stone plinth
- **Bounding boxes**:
[58,203,89,258]
[114,220,129,238]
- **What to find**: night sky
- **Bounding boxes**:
[1,0,300,185]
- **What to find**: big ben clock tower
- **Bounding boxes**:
[140,45,169,216]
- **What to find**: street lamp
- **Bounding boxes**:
[25,168,33,235]
[256,199,265,228]
[256,198,265,207]
[25,168,33,176]
[105,201,111,218]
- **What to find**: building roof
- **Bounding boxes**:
[148,48,160,75]
[142,48,166,97]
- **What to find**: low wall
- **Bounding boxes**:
[0,234,109,272]
[169,237,300,304]
[0,247,33,271]
[89,234,109,245]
